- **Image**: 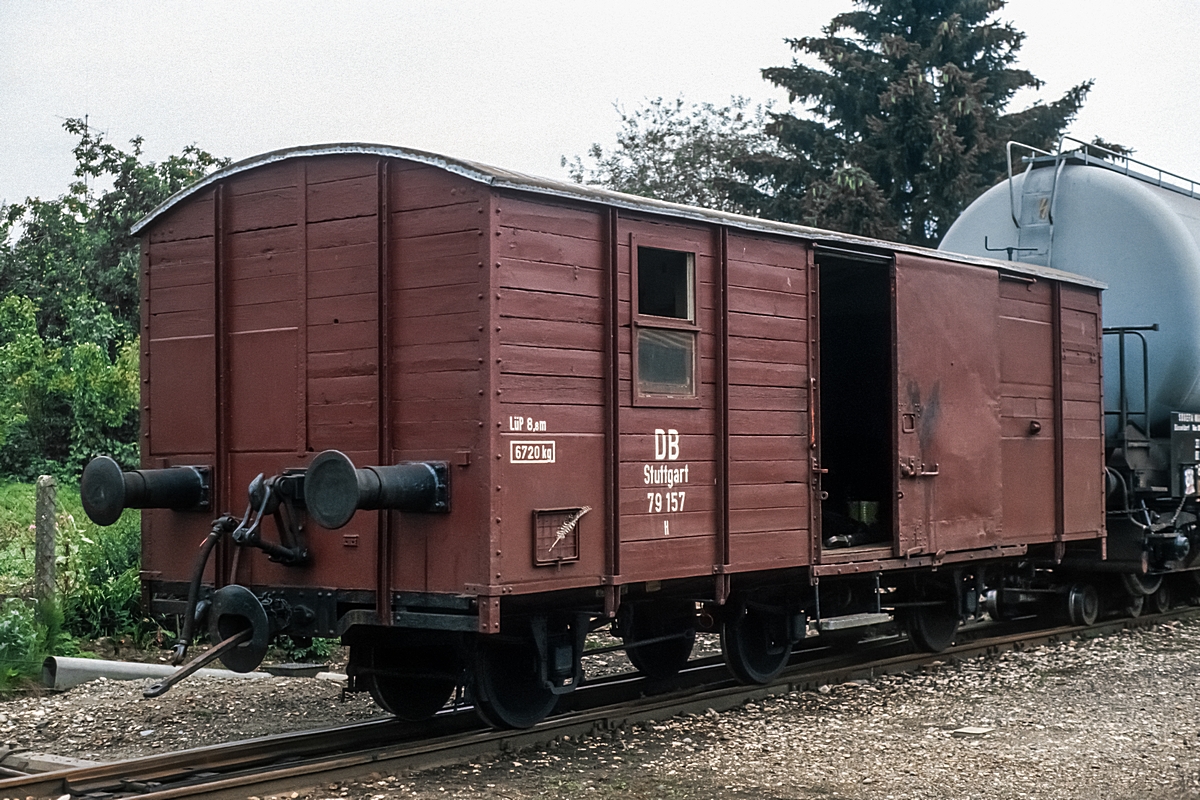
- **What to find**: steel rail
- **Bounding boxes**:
[4,608,1196,799]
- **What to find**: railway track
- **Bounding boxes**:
[2,608,1195,800]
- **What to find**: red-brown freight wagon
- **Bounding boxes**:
[80,144,1105,728]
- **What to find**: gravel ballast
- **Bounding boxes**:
[2,619,1198,798]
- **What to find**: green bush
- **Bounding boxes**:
[0,296,140,480]
[63,563,142,641]
[0,480,145,645]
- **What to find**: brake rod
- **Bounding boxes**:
[144,628,253,699]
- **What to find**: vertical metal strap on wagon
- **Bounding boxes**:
[806,244,822,577]
[1052,281,1066,558]
[603,208,621,614]
[297,161,310,466]
[480,189,504,634]
[214,182,232,586]
[376,158,394,624]
[715,226,731,602]
[138,230,153,612]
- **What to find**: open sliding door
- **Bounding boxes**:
[894,254,1002,556]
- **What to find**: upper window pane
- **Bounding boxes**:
[638,247,693,320]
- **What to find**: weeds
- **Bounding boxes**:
[0,597,80,691]
[58,502,143,640]
[0,599,39,690]
[0,479,143,686]
[277,635,339,663]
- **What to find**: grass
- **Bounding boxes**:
[0,479,144,689]
[0,481,41,594]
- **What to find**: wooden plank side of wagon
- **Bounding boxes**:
[388,166,490,597]
[997,277,1057,542]
[612,216,720,584]
[142,188,220,587]
[491,195,609,594]
[1058,284,1105,540]
[722,231,811,574]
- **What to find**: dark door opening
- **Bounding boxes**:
[817,255,895,550]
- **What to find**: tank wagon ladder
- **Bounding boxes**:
[1007,136,1200,273]
[1105,324,1157,447]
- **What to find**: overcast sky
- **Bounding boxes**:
[2,1,1198,208]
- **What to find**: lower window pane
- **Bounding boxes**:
[638,327,695,396]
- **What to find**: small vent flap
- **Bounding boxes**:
[533,507,589,566]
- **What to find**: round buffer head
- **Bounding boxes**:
[80,455,127,527]
[304,449,361,530]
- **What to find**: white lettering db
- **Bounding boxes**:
[654,429,680,461]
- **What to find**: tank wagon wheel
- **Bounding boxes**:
[721,596,792,685]
[1120,572,1163,599]
[983,588,1020,622]
[620,600,697,681]
[1150,581,1174,615]
[470,635,557,730]
[1066,583,1100,626]
[354,637,463,723]
[1114,573,1150,618]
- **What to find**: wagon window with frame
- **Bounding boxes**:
[634,245,697,400]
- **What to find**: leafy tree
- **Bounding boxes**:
[0,120,227,478]
[0,296,139,477]
[1,119,227,343]
[564,97,778,214]
[747,0,1091,244]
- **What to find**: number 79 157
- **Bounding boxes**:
[647,491,686,513]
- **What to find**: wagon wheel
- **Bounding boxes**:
[470,635,557,729]
[621,600,696,681]
[1066,583,1099,626]
[721,597,791,685]
[902,582,955,652]
[901,596,960,653]
[357,641,461,722]
[1117,574,1149,619]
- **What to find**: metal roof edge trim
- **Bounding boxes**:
[129,142,512,235]
[130,142,1105,291]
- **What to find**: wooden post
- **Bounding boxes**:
[35,475,56,604]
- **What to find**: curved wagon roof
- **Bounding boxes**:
[133,142,1103,290]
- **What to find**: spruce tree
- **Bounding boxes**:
[745,0,1091,245]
